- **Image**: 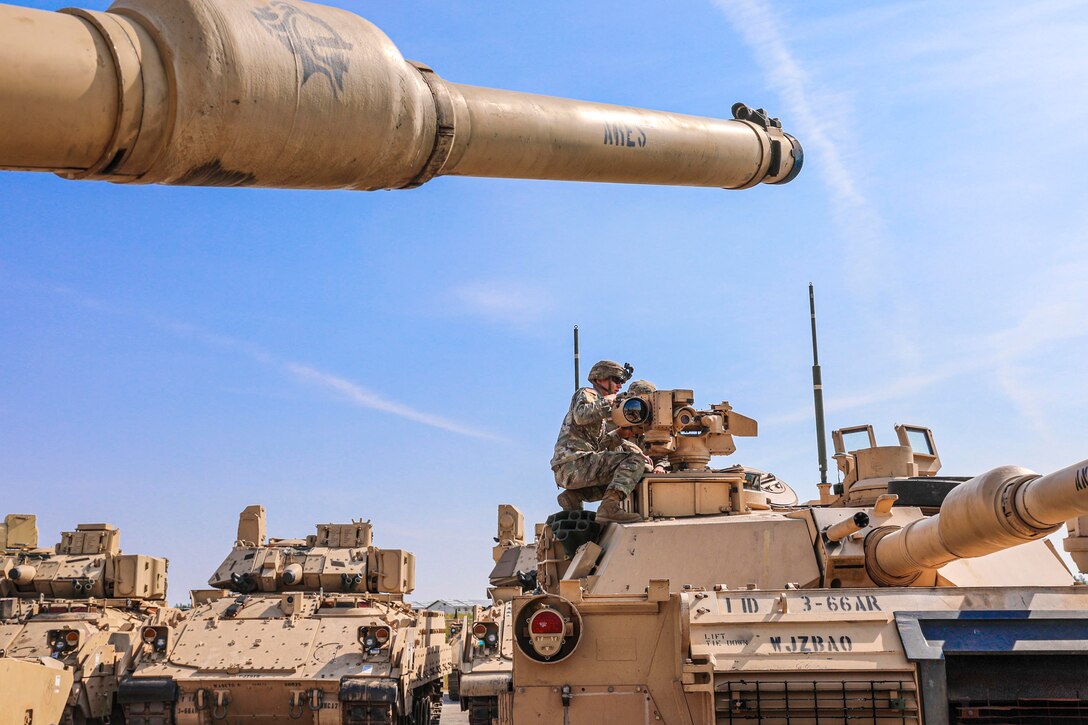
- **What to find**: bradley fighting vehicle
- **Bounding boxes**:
[0,0,800,193]
[450,506,539,725]
[491,385,1088,725]
[0,513,178,724]
[118,505,452,724]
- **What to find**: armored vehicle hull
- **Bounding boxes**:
[122,591,448,724]
[0,658,72,725]
[456,602,514,725]
[511,583,1088,723]
[1,597,178,723]
[453,506,536,725]
[120,506,451,724]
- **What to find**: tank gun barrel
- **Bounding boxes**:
[0,0,802,191]
[866,460,1088,585]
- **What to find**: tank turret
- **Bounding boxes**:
[207,504,415,595]
[0,0,802,192]
[2,519,167,601]
[118,504,450,722]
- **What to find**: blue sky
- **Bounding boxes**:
[2,0,1086,602]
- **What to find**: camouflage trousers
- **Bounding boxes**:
[552,451,649,503]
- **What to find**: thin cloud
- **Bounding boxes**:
[715,0,1088,433]
[451,280,552,328]
[283,362,503,441]
[764,364,966,425]
[713,0,888,287]
[766,256,1088,426]
[20,278,501,441]
[886,1,1088,114]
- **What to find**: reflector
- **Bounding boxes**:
[529,609,564,635]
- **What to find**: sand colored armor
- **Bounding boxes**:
[500,386,1088,724]
[0,516,179,723]
[0,0,803,191]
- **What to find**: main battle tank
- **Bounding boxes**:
[0,513,179,723]
[497,388,1088,724]
[119,505,452,724]
[0,0,801,192]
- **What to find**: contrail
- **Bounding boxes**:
[713,0,886,286]
[21,278,502,441]
[283,362,504,441]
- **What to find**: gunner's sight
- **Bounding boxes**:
[611,389,758,471]
[619,397,650,425]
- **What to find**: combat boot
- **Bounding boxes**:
[595,489,641,524]
[557,490,584,511]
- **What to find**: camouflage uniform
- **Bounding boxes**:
[551,387,649,504]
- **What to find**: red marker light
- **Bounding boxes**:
[142,627,158,644]
[472,623,487,638]
[63,631,80,647]
[529,609,564,635]
[373,627,390,645]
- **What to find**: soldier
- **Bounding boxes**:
[551,360,647,523]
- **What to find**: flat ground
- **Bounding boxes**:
[441,695,469,724]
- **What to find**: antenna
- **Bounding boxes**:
[809,284,829,488]
[573,326,580,391]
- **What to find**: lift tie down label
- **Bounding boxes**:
[698,629,887,655]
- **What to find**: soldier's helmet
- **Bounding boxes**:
[628,379,657,396]
[588,360,633,383]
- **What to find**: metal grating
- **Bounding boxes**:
[953,699,1088,724]
[716,679,919,724]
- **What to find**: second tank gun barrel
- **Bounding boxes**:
[0,0,801,191]
[866,459,1088,585]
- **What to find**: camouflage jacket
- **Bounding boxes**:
[550,387,639,469]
